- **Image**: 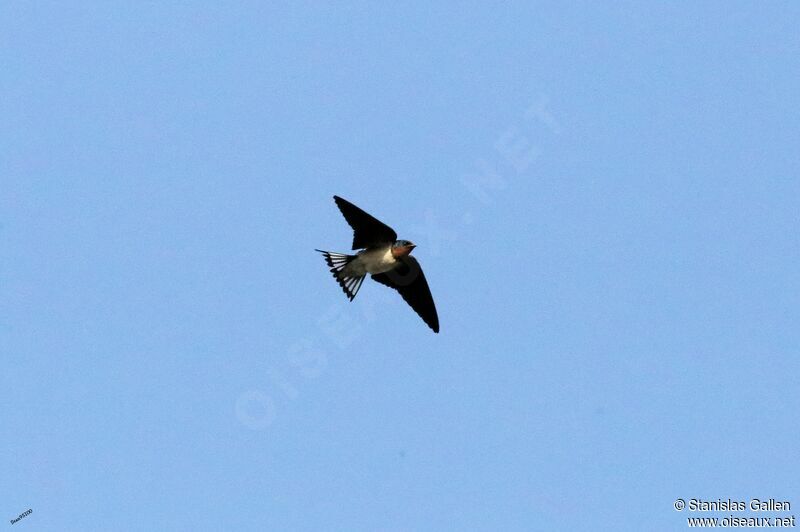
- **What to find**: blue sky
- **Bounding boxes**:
[2,2,799,531]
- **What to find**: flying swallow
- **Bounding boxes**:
[316,195,439,333]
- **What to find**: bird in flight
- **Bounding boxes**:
[316,195,439,333]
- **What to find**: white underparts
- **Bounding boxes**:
[344,246,397,276]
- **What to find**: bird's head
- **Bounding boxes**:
[391,239,416,258]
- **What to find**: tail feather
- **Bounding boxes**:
[315,250,365,301]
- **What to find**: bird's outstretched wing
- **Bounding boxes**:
[372,256,439,333]
[334,195,398,250]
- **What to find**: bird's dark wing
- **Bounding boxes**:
[334,195,398,250]
[372,256,439,333]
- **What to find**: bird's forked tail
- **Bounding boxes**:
[315,249,365,301]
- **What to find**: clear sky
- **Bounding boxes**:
[2,3,799,531]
